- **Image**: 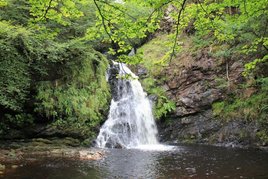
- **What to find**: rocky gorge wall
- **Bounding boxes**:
[158,109,261,147]
[137,35,266,148]
[156,46,266,148]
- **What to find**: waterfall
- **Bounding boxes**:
[96,62,159,148]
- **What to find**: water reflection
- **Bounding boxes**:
[98,149,160,178]
[2,145,268,179]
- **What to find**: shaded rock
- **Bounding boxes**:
[61,137,81,147]
[158,109,262,147]
[162,47,244,117]
[136,65,148,77]
[32,138,54,144]
[0,149,23,163]
[0,164,5,171]
[0,138,105,164]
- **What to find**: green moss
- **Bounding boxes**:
[181,135,198,144]
[140,77,176,120]
[212,77,268,122]
[257,130,268,145]
[138,33,171,76]
[35,42,111,132]
[137,34,176,120]
[0,21,31,111]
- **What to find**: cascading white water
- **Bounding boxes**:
[96,62,159,148]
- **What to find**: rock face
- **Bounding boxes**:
[164,49,243,116]
[107,62,121,101]
[158,110,261,147]
[156,47,263,148]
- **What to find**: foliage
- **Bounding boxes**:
[0,21,31,111]
[137,34,176,119]
[0,0,111,136]
[3,113,34,128]
[243,55,268,76]
[142,77,176,120]
[256,129,268,145]
[86,0,163,55]
[35,44,111,127]
[28,0,84,26]
[0,0,30,25]
[138,33,171,75]
[212,77,268,121]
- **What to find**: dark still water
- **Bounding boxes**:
[2,144,268,179]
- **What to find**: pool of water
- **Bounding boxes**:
[2,144,268,179]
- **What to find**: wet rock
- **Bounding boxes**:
[137,66,148,77]
[0,164,5,171]
[61,137,81,147]
[114,143,123,149]
[11,165,18,169]
[158,109,262,147]
[32,138,54,144]
[49,148,105,160]
[79,150,104,160]
[0,139,105,163]
[0,148,26,162]
[107,63,120,99]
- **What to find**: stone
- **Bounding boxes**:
[32,138,54,144]
[181,117,192,124]
[0,164,5,171]
[11,165,18,169]
[137,66,148,77]
[79,150,104,160]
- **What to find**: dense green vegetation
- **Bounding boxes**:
[0,0,110,139]
[0,0,267,143]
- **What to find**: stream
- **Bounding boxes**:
[2,144,268,179]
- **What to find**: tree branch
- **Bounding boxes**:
[93,0,114,42]
[94,0,141,55]
[146,0,174,23]
[243,0,248,16]
[169,0,187,62]
[96,0,137,20]
[43,0,54,20]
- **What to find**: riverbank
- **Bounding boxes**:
[0,138,104,176]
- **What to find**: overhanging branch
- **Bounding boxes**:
[169,0,187,63]
[93,0,113,42]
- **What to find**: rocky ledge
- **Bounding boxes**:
[158,109,268,149]
[0,138,104,176]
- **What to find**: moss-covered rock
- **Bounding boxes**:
[0,164,5,171]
